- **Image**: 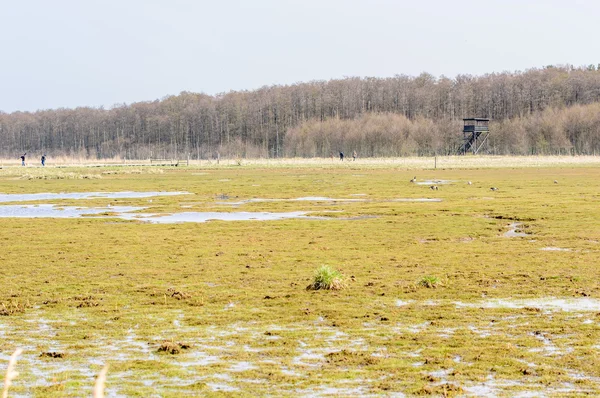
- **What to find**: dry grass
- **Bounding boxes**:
[0,301,29,316]
[0,155,124,167]
[208,155,600,169]
[101,168,164,175]
[1,155,600,169]
[92,365,109,398]
[2,349,22,398]
[20,172,102,180]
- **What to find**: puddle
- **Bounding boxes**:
[229,361,257,372]
[528,332,570,356]
[280,367,301,376]
[428,368,452,384]
[439,328,456,339]
[399,322,430,334]
[463,375,520,397]
[540,247,572,252]
[296,386,370,397]
[0,205,328,223]
[206,382,239,392]
[127,211,324,223]
[504,222,529,237]
[0,191,189,203]
[454,297,600,312]
[340,215,379,221]
[296,196,362,201]
[292,350,326,368]
[177,353,220,367]
[415,180,454,186]
[468,325,492,338]
[0,204,145,219]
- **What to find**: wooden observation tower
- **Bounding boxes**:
[460,118,490,155]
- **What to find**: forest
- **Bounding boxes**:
[1,64,600,159]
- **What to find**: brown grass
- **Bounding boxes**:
[2,348,23,398]
[93,365,109,398]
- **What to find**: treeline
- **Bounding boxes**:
[1,64,600,159]
[286,103,600,156]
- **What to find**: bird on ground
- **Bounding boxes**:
[410,176,417,183]
[490,187,499,191]
[467,181,472,185]
[554,180,558,184]
[430,185,438,190]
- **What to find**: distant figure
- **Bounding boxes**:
[339,152,344,161]
[41,154,46,166]
[20,153,26,166]
[410,176,417,183]
[352,151,357,161]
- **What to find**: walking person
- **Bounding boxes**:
[339,151,344,161]
[352,150,357,161]
[20,153,26,166]
[41,154,46,166]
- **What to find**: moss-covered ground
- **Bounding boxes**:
[1,162,600,396]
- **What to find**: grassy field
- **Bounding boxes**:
[1,159,600,396]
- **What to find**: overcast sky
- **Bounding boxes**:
[1,0,598,112]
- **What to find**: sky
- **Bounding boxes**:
[1,0,599,113]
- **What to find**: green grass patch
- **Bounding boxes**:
[307,265,347,290]
[418,275,442,289]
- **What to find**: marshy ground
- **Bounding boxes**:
[1,159,600,396]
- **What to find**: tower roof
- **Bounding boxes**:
[463,118,490,122]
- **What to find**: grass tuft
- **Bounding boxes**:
[157,341,191,355]
[307,265,346,290]
[166,288,192,300]
[418,275,441,289]
[0,300,29,316]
